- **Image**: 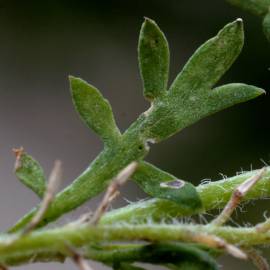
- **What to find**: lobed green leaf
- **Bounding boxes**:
[133,161,202,212]
[143,20,265,142]
[14,149,46,199]
[138,18,169,101]
[70,76,121,146]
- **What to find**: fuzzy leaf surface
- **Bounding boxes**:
[170,19,244,95]
[142,20,264,142]
[70,76,121,146]
[138,18,169,101]
[133,162,202,211]
[15,151,46,198]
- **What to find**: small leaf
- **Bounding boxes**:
[138,18,169,101]
[69,76,121,146]
[208,83,265,113]
[133,161,202,212]
[170,19,244,95]
[263,11,270,42]
[14,148,46,198]
[139,243,218,270]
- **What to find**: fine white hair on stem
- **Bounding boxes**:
[22,160,63,234]
[211,167,266,226]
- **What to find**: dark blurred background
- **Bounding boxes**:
[0,1,269,269]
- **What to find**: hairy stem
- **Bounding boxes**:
[101,167,270,224]
[0,224,269,266]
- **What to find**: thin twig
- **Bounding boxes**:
[89,162,138,225]
[22,160,62,234]
[0,264,8,270]
[66,245,93,270]
[211,167,266,226]
[190,232,247,260]
[13,147,24,171]
[245,248,269,270]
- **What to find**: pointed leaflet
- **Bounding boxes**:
[70,76,121,146]
[14,149,46,198]
[263,12,270,42]
[138,18,169,101]
[133,161,202,211]
[207,83,265,113]
[169,19,244,95]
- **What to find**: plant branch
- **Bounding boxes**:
[0,224,269,266]
[211,167,266,226]
[9,19,264,233]
[100,167,270,224]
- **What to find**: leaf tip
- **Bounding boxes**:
[220,18,244,38]
[247,85,266,97]
[141,17,161,35]
[143,17,156,26]
[236,18,243,24]
[68,75,79,85]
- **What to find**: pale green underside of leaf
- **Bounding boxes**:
[15,153,46,199]
[70,76,121,146]
[134,161,202,211]
[138,18,169,101]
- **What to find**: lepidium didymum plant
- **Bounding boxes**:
[0,17,269,270]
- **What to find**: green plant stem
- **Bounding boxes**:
[0,223,269,265]
[227,0,270,16]
[1,243,218,267]
[9,120,150,232]
[100,167,270,224]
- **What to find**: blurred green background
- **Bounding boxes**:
[0,1,269,269]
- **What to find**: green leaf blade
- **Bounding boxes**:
[169,19,244,95]
[138,18,170,101]
[133,161,203,212]
[69,76,121,146]
[208,83,265,113]
[14,149,46,198]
